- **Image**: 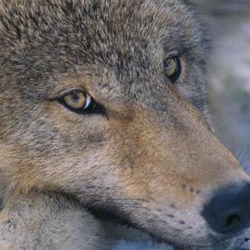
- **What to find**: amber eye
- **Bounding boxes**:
[163,57,181,82]
[60,90,95,113]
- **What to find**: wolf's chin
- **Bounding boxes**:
[88,207,174,249]
[109,239,172,250]
[104,220,173,250]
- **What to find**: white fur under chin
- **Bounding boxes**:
[110,240,172,250]
[105,224,173,250]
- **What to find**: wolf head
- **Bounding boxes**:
[0,0,250,248]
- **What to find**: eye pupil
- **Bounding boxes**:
[71,92,82,102]
[62,90,92,111]
[163,56,181,83]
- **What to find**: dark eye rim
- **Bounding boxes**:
[163,56,181,83]
[57,90,106,115]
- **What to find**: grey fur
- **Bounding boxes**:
[0,0,249,249]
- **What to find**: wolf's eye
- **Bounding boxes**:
[59,90,96,113]
[163,57,181,83]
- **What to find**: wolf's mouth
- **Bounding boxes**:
[88,205,241,250]
[88,206,173,249]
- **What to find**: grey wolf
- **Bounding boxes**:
[0,0,250,249]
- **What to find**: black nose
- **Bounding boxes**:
[202,183,250,235]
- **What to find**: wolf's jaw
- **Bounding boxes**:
[104,221,173,249]
[109,240,173,250]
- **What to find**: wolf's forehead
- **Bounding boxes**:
[1,0,196,53]
[51,0,191,54]
[70,0,197,53]
[0,0,204,95]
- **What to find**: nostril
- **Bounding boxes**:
[202,183,250,235]
[225,214,241,228]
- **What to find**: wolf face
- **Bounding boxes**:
[0,0,250,248]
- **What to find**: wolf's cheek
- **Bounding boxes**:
[70,86,249,247]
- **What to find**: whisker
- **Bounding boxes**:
[230,138,250,167]
[232,137,235,156]
[236,149,244,162]
[240,144,250,166]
